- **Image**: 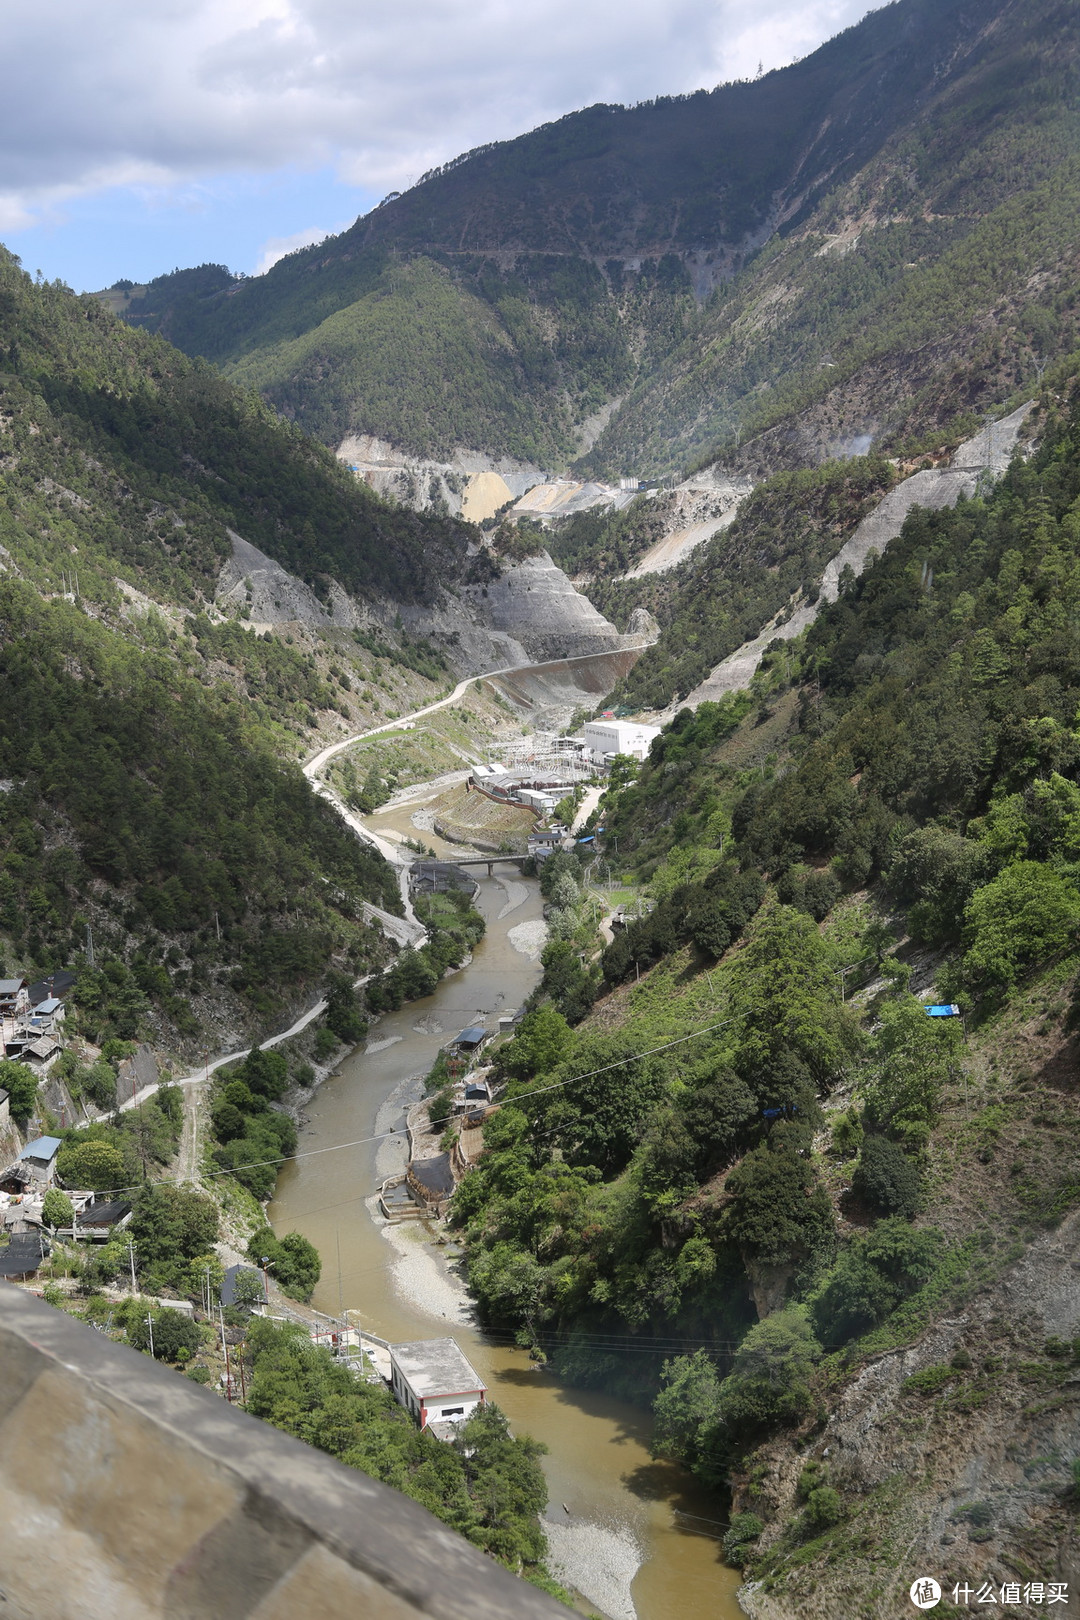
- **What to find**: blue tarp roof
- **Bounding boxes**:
[19,1136,62,1162]
[925,1004,961,1018]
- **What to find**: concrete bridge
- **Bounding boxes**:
[415,854,531,878]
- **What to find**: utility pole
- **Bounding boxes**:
[127,1240,137,1295]
[146,1313,155,1359]
[219,1304,233,1402]
[336,1229,345,1326]
[86,923,95,967]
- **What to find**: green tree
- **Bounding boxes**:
[713,1308,822,1454]
[0,1059,37,1123]
[722,1141,835,1270]
[652,1348,724,1474]
[496,1005,572,1083]
[127,1306,202,1362]
[55,1139,126,1192]
[809,1218,942,1343]
[325,972,368,1045]
[852,1136,921,1218]
[246,1226,321,1301]
[41,1188,74,1230]
[128,1184,219,1288]
[962,861,1080,990]
[864,995,961,1150]
[729,904,855,1089]
[232,1267,267,1308]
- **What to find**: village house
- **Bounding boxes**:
[451,1024,490,1058]
[0,979,29,1020]
[12,1136,62,1188]
[388,1338,486,1437]
[72,1198,132,1240]
[527,828,563,861]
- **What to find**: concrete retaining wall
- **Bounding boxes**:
[0,1286,565,1620]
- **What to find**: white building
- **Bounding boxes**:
[389,1338,487,1436]
[583,719,662,766]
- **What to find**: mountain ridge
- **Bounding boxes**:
[101,0,1079,479]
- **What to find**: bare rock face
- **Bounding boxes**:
[745,1261,795,1320]
[215,532,624,675]
[736,1206,1080,1620]
[216,530,363,629]
[454,551,624,664]
[336,435,544,520]
[627,606,660,641]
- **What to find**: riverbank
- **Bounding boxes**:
[367,1065,645,1618]
[267,819,745,1620]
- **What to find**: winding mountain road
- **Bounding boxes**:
[115,644,642,1131]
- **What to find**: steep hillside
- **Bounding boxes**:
[108,0,1080,485]
[452,379,1080,1610]
[0,251,499,1053]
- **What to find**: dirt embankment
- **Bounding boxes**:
[431,781,537,852]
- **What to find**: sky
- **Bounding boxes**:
[1,0,876,293]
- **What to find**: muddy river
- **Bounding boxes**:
[269,800,744,1620]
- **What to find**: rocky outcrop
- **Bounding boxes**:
[736,1204,1080,1620]
[215,532,626,676]
[452,551,624,664]
[216,531,363,630]
[678,403,1036,712]
[337,435,543,522]
[620,479,753,579]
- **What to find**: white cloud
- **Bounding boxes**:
[0,0,877,226]
[253,223,340,274]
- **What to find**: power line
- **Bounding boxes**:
[109,1015,740,1198]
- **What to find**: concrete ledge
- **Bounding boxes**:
[0,1287,566,1620]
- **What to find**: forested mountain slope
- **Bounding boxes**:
[111,0,1080,482]
[0,250,486,1051]
[455,381,1080,1608]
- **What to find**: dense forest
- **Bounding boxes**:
[0,580,399,1039]
[449,381,1080,1584]
[0,252,493,1048]
[1,251,470,605]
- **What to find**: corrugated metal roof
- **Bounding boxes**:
[19,1136,62,1162]
[456,1026,487,1046]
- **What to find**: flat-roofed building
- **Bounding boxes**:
[583,719,661,766]
[389,1338,486,1433]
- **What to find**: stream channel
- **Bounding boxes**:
[269,793,745,1620]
